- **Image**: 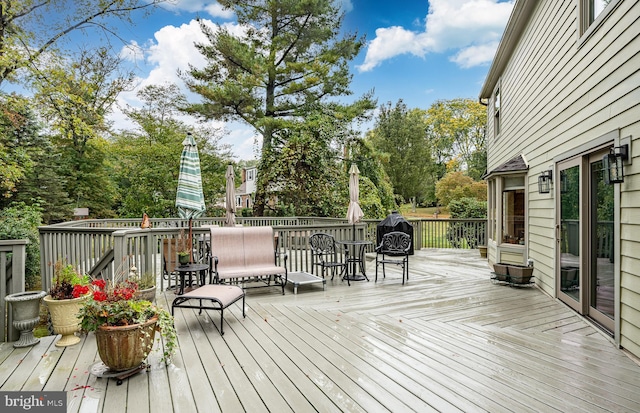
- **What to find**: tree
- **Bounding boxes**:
[184,0,374,215]
[0,202,42,289]
[368,100,434,207]
[111,84,231,218]
[0,0,167,86]
[31,47,133,217]
[435,171,487,207]
[0,93,71,222]
[425,98,487,180]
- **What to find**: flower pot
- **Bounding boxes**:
[5,291,47,348]
[493,263,509,281]
[178,254,190,265]
[95,317,158,371]
[43,294,88,347]
[478,246,487,258]
[508,265,534,284]
[136,285,157,303]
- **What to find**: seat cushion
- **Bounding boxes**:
[178,284,244,307]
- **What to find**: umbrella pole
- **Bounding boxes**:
[188,217,193,263]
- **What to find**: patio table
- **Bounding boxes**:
[336,239,372,283]
[174,263,209,295]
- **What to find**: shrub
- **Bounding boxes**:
[0,203,42,289]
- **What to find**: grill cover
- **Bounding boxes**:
[376,211,414,255]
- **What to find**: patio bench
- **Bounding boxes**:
[171,284,245,335]
[209,226,288,294]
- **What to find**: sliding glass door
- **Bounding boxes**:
[556,149,615,333]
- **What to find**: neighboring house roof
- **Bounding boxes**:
[479,0,538,99]
[236,181,248,196]
[483,154,529,179]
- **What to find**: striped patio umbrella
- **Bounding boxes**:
[225,164,236,227]
[176,133,206,261]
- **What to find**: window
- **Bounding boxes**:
[494,86,501,137]
[579,0,615,36]
[247,169,255,181]
[502,189,525,245]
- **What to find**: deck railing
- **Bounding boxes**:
[39,217,487,291]
[1,239,28,342]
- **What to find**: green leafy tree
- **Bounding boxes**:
[425,98,486,180]
[0,93,71,222]
[348,138,396,218]
[32,48,133,217]
[435,171,487,207]
[0,0,168,85]
[369,100,434,207]
[111,84,231,218]
[183,0,374,215]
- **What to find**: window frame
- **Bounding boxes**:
[578,0,621,42]
[493,83,501,138]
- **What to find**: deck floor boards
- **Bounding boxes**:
[2,249,640,412]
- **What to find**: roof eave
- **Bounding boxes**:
[479,0,538,99]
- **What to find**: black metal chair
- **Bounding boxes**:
[375,231,411,284]
[309,233,347,280]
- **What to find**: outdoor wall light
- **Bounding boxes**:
[537,170,553,194]
[603,144,629,184]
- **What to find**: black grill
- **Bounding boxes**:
[376,211,414,255]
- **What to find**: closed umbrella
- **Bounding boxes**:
[346,164,364,240]
[176,133,206,262]
[225,164,236,227]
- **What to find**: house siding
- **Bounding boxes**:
[483,0,640,357]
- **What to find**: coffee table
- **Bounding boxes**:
[286,271,326,294]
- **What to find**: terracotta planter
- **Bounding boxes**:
[95,317,157,371]
[508,265,534,284]
[5,291,47,348]
[43,294,88,347]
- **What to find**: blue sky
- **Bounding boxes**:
[109,0,514,160]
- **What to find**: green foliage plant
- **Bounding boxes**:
[446,197,488,249]
[0,202,42,289]
[79,279,177,364]
[48,261,91,300]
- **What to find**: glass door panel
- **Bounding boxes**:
[558,161,582,311]
[589,154,614,331]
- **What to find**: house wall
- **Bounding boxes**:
[484,0,640,356]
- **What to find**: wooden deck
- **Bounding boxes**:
[2,249,640,412]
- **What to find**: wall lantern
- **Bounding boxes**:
[537,170,553,194]
[603,144,629,184]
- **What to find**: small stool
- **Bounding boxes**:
[171,285,245,335]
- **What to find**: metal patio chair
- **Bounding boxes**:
[375,231,411,284]
[309,233,347,281]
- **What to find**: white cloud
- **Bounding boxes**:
[170,1,234,18]
[339,0,353,13]
[110,19,259,160]
[357,0,514,71]
[450,41,500,68]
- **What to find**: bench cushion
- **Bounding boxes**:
[210,226,286,281]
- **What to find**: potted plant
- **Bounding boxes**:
[79,278,177,372]
[132,269,157,303]
[43,261,91,347]
[176,229,191,265]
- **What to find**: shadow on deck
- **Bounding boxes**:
[2,249,639,412]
